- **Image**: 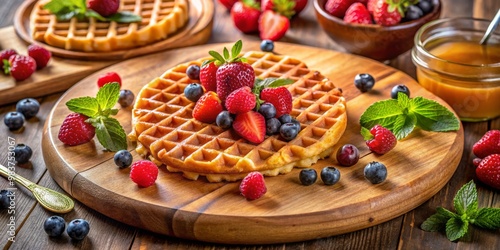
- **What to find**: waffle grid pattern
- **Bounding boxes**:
[130,51,347,182]
[30,0,189,52]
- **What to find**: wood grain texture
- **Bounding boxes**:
[41,42,464,244]
[13,0,214,61]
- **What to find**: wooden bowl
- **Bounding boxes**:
[313,0,441,61]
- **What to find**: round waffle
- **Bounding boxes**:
[129,51,347,182]
[30,0,189,52]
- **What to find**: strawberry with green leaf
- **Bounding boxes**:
[59,82,127,151]
[231,0,261,33]
[43,0,141,23]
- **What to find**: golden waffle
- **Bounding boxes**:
[129,51,347,182]
[30,0,189,52]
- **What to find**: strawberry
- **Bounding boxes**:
[207,41,255,103]
[476,154,500,190]
[258,10,290,41]
[225,87,257,114]
[58,113,96,146]
[199,61,218,92]
[239,171,267,200]
[472,130,500,159]
[367,0,377,14]
[372,0,404,26]
[344,2,372,24]
[28,44,51,69]
[129,160,159,188]
[218,0,239,11]
[5,55,36,81]
[325,0,355,18]
[97,72,122,88]
[233,111,266,144]
[0,49,17,69]
[260,86,292,118]
[192,91,224,123]
[365,124,397,154]
[261,0,308,16]
[87,0,120,17]
[231,0,261,33]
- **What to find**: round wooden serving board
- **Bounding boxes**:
[42,42,464,244]
[13,0,214,60]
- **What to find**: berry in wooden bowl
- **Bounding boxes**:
[313,0,441,61]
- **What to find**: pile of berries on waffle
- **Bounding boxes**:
[129,41,347,182]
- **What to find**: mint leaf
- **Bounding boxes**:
[421,210,451,232]
[66,97,99,117]
[445,217,468,241]
[85,10,106,21]
[71,0,86,11]
[359,99,404,132]
[92,117,127,151]
[453,180,478,216]
[436,206,458,219]
[472,208,500,230]
[107,11,142,23]
[253,78,293,95]
[410,97,460,132]
[96,83,120,110]
[43,0,75,14]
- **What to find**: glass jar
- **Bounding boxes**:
[412,18,500,121]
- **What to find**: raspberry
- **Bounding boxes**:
[239,171,267,200]
[260,86,292,118]
[7,55,36,81]
[97,72,122,88]
[87,0,119,17]
[225,87,256,114]
[0,48,17,68]
[129,160,159,187]
[58,113,96,146]
[27,44,51,69]
[475,154,500,190]
[366,124,397,154]
[472,130,500,159]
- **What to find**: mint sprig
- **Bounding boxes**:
[360,93,460,140]
[43,0,141,23]
[251,77,293,110]
[65,83,127,151]
[421,181,500,241]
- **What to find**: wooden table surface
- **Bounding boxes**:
[1,0,499,249]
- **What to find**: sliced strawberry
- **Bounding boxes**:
[258,10,290,41]
[200,61,218,92]
[192,91,223,123]
[233,111,266,144]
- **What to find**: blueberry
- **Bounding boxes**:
[4,111,25,130]
[354,73,375,92]
[114,150,133,168]
[260,40,274,52]
[336,144,359,167]
[417,0,433,14]
[14,144,32,164]
[364,161,388,184]
[280,123,299,141]
[266,118,281,135]
[320,166,341,185]
[43,216,66,237]
[118,89,135,107]
[216,111,233,129]
[16,98,40,119]
[391,84,411,99]
[290,118,301,130]
[259,102,277,119]
[299,168,317,186]
[0,190,13,209]
[186,64,200,80]
[66,219,90,240]
[404,5,424,21]
[184,83,204,102]
[278,114,293,124]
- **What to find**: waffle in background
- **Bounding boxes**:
[30,0,189,52]
[129,51,348,182]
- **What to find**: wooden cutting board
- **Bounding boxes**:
[0,0,213,105]
[41,42,464,244]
